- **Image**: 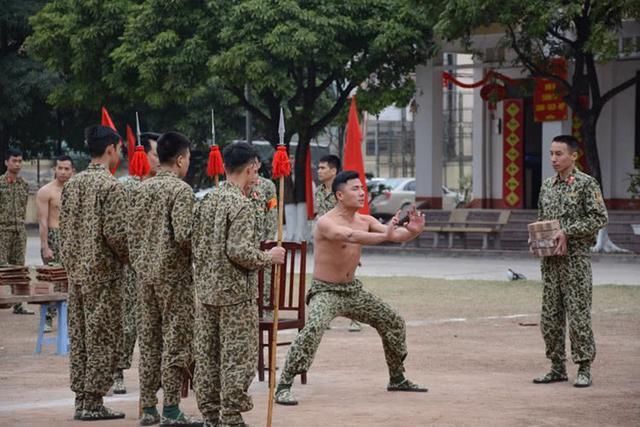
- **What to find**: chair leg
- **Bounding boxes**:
[258,329,265,382]
[35,304,47,354]
[432,233,439,248]
[482,235,488,249]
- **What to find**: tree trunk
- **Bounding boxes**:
[581,114,602,188]
[293,129,310,203]
[593,228,630,253]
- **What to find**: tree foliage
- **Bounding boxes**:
[435,0,640,186]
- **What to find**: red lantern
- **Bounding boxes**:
[481,83,507,111]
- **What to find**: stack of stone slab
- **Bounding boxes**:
[0,265,31,295]
[527,220,560,257]
[34,265,68,294]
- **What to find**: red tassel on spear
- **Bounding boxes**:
[206,109,224,186]
[267,107,290,427]
[129,112,151,178]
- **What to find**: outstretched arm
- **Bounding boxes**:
[317,215,393,245]
[368,208,425,243]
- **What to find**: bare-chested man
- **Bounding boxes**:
[36,155,74,331]
[275,170,427,406]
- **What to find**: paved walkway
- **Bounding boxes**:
[24,236,639,286]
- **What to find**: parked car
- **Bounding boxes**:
[369,177,416,221]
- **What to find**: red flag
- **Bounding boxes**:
[101,107,121,174]
[343,96,369,214]
[126,125,136,171]
[305,146,314,219]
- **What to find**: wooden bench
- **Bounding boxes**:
[440,209,512,249]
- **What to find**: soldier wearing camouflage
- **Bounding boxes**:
[59,126,129,420]
[534,135,608,388]
[193,143,284,427]
[275,170,427,406]
[0,170,28,266]
[129,172,195,410]
[314,183,336,217]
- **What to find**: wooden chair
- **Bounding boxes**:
[257,240,307,384]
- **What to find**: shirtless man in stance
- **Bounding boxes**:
[275,170,427,405]
[36,155,74,331]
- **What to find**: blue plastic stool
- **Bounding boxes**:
[35,301,69,355]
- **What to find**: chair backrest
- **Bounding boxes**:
[258,241,307,321]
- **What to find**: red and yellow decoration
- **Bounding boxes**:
[533,58,568,122]
[571,95,590,172]
[502,99,524,208]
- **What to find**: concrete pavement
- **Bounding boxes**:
[24,234,639,286]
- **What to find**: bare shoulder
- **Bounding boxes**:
[37,181,54,199]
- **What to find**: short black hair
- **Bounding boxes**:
[157,131,191,164]
[85,125,121,157]
[7,148,23,159]
[55,155,73,166]
[332,170,361,195]
[552,135,579,153]
[319,154,341,172]
[140,132,160,154]
[223,142,259,173]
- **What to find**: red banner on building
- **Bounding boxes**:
[503,99,524,208]
[534,58,568,122]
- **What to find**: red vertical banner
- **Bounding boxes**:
[503,99,524,208]
[533,58,568,122]
[572,95,590,173]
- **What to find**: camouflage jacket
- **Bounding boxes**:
[314,183,336,217]
[538,168,608,255]
[59,163,129,288]
[128,171,194,284]
[0,173,28,233]
[253,177,278,242]
[193,181,272,307]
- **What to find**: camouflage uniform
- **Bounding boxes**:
[128,171,195,410]
[47,228,61,263]
[193,181,272,426]
[253,177,278,307]
[314,183,336,217]
[277,278,407,387]
[538,169,608,366]
[59,163,129,412]
[116,177,142,373]
[0,172,28,266]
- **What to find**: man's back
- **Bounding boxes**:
[128,171,194,284]
[59,163,128,285]
[193,181,270,306]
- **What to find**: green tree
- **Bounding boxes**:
[106,0,435,200]
[0,0,59,171]
[435,0,640,187]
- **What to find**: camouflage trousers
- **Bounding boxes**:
[278,278,407,386]
[194,300,258,425]
[137,275,195,409]
[116,265,137,371]
[540,254,596,364]
[69,278,123,411]
[0,228,26,265]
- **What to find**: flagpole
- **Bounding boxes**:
[212,109,219,186]
[267,108,289,427]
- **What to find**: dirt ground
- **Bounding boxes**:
[0,277,638,427]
